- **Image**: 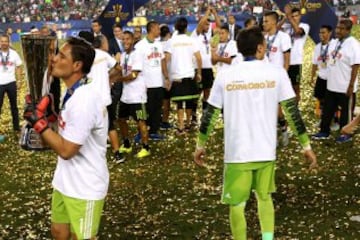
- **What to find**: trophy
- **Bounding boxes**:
[19,34,57,151]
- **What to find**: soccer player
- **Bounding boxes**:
[263,11,292,146]
[135,21,169,140]
[283,5,310,101]
[164,17,202,134]
[79,31,125,163]
[24,37,108,239]
[159,24,173,130]
[112,31,150,158]
[211,25,238,73]
[263,11,291,70]
[193,27,318,240]
[191,6,221,124]
[0,34,22,132]
[313,19,360,143]
[310,25,334,120]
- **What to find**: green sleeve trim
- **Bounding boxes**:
[298,133,311,148]
[197,104,221,148]
[280,98,311,148]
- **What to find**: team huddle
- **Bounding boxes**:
[15,4,360,240]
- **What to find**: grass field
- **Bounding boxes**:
[0,27,359,239]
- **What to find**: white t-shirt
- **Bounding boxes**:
[134,38,164,88]
[53,83,109,200]
[208,60,295,163]
[216,40,238,73]
[0,49,22,85]
[311,39,335,80]
[87,49,116,107]
[191,28,212,69]
[264,31,292,68]
[327,36,360,93]
[164,34,200,80]
[286,22,310,65]
[120,50,147,103]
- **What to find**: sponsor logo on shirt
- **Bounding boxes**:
[270,47,278,53]
[173,43,193,47]
[226,80,276,91]
[147,51,162,60]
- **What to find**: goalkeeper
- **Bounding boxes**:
[193,27,318,240]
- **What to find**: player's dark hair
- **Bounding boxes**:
[264,11,279,23]
[220,25,230,32]
[66,37,95,74]
[146,20,159,33]
[245,16,257,27]
[339,19,353,31]
[175,17,188,34]
[160,25,170,38]
[320,25,333,32]
[123,30,134,38]
[292,8,301,14]
[237,27,264,57]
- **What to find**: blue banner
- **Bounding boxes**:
[273,0,338,43]
[98,0,150,39]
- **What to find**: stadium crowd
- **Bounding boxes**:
[136,0,274,17]
[0,0,109,23]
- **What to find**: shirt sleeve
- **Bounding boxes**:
[312,44,319,65]
[157,43,165,60]
[164,39,172,54]
[14,52,22,66]
[301,23,310,36]
[106,52,117,69]
[207,71,224,109]
[349,38,360,66]
[281,33,292,53]
[278,67,296,102]
[228,41,238,58]
[131,49,143,72]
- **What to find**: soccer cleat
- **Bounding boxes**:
[136,148,150,158]
[312,132,330,140]
[149,133,165,141]
[113,151,125,163]
[134,133,141,144]
[119,145,132,154]
[160,122,173,130]
[335,134,352,143]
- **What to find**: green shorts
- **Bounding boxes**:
[221,161,276,205]
[51,190,105,239]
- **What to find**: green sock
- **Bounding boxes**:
[229,203,247,240]
[257,194,274,239]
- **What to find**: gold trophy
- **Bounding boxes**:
[19,34,56,150]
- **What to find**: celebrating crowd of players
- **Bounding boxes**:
[3,4,360,239]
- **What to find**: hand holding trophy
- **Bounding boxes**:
[19,34,57,150]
